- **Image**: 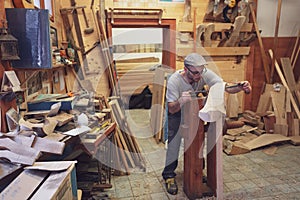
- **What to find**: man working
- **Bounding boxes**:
[162,53,251,195]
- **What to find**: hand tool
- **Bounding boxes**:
[189,90,208,97]
[82,7,94,34]
[226,82,250,94]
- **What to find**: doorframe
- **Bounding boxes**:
[105,15,177,70]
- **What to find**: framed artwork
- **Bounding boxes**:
[50,27,58,49]
[26,71,43,97]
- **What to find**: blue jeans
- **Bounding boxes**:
[162,111,182,180]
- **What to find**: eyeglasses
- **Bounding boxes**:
[186,66,207,75]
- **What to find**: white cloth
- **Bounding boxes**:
[198,82,226,122]
[198,82,225,199]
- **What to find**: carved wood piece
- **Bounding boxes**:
[224,16,246,47]
[203,23,215,47]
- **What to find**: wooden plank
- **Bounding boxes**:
[177,47,250,57]
[0,138,40,159]
[115,127,135,168]
[177,22,253,32]
[292,47,300,69]
[270,89,286,124]
[244,134,290,150]
[256,84,273,115]
[12,135,35,147]
[48,112,74,126]
[291,30,300,66]
[30,163,76,200]
[270,0,282,83]
[290,135,300,145]
[114,128,130,171]
[109,99,144,167]
[293,119,299,136]
[226,93,239,118]
[0,170,49,200]
[112,136,122,173]
[269,50,300,119]
[116,57,159,63]
[249,4,270,83]
[150,68,166,143]
[281,57,300,104]
[0,150,36,166]
[32,136,66,155]
[226,125,255,136]
[116,62,159,70]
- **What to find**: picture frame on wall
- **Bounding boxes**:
[50,26,58,49]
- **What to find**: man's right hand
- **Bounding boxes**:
[178,91,192,107]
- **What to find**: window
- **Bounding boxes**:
[33,0,54,21]
[112,28,163,61]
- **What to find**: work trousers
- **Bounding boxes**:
[162,111,182,180]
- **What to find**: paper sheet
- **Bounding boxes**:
[62,126,91,136]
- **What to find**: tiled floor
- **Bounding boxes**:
[95,109,300,200]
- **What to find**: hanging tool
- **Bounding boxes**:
[82,7,94,34]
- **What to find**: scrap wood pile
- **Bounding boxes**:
[223,30,300,155]
[0,133,65,166]
[223,83,300,155]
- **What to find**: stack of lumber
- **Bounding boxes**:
[115,57,160,95]
[108,98,146,173]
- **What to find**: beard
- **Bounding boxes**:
[187,72,201,83]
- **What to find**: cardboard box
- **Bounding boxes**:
[0,161,78,200]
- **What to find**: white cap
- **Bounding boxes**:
[184,53,207,67]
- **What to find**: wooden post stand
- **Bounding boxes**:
[183,97,218,199]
